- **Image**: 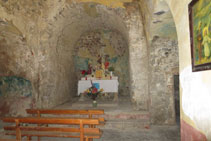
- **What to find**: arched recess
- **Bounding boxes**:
[37,2,132,108]
[37,1,150,111]
[139,0,179,124]
[73,29,130,96]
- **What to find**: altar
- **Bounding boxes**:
[78,79,119,95]
[77,54,120,101]
[78,78,119,101]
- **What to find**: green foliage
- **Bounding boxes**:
[84,85,103,100]
[108,66,114,71]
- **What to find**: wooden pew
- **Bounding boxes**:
[26,109,105,141]
[2,117,102,141]
[26,109,105,124]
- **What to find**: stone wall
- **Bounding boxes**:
[0,76,33,116]
[138,0,179,124]
[0,18,35,116]
[149,37,178,124]
[127,10,149,110]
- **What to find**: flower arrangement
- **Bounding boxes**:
[81,70,88,76]
[108,66,114,72]
[84,83,103,100]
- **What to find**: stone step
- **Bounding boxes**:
[71,100,118,108]
[55,99,151,130]
[101,111,150,130]
[102,119,150,130]
[103,112,150,120]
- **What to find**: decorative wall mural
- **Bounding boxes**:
[189,0,211,71]
[74,29,129,95]
[0,76,32,97]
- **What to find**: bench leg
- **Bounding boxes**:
[16,128,21,141]
[27,136,32,141]
[85,138,93,141]
[15,120,21,141]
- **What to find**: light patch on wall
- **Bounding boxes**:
[83,3,99,17]
[202,71,211,84]
[0,19,23,37]
[150,0,177,42]
[180,66,211,139]
[103,39,116,58]
[77,0,133,8]
[78,48,93,59]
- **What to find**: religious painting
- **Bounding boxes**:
[189,0,211,71]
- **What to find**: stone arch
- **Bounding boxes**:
[36,1,149,110]
[37,2,129,108]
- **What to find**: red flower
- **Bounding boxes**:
[104,61,109,69]
[81,70,86,75]
[92,87,98,94]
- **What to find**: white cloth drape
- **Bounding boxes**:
[78,80,119,95]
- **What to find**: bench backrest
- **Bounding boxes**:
[3,117,100,125]
[26,109,105,122]
[26,109,104,115]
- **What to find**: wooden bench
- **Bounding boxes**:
[26,109,105,125]
[2,117,102,141]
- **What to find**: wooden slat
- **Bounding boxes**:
[4,126,100,134]
[3,117,100,125]
[26,109,105,122]
[98,117,105,122]
[0,139,16,141]
[6,131,101,139]
[26,109,104,115]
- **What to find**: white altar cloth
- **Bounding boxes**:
[78,80,119,95]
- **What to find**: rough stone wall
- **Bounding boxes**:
[0,18,35,116]
[0,0,65,111]
[149,37,178,124]
[127,5,149,110]
[138,0,179,124]
[0,76,33,117]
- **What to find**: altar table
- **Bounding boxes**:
[78,80,119,96]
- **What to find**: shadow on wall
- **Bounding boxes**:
[0,76,33,117]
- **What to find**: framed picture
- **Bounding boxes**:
[189,0,211,72]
